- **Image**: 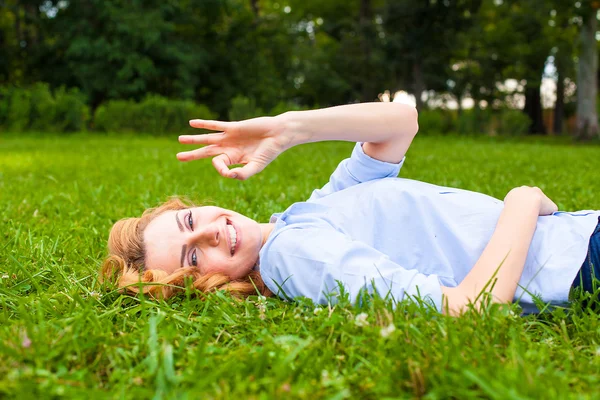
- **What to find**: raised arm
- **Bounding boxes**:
[441,186,558,315]
[282,102,418,163]
[178,102,418,180]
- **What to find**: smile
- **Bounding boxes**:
[226,220,237,256]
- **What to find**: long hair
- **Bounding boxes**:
[100,198,271,299]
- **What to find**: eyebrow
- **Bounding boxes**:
[180,244,187,268]
[175,211,184,232]
[176,211,186,268]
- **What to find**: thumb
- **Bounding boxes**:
[229,161,265,181]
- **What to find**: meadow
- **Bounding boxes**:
[1,133,600,399]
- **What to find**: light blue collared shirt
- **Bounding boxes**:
[258,143,600,311]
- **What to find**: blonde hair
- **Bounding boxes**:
[100,197,271,299]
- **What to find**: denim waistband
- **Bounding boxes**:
[571,216,600,293]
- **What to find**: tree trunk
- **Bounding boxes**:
[412,61,425,110]
[250,0,259,17]
[554,67,564,134]
[15,4,22,44]
[24,3,39,47]
[523,83,546,134]
[576,10,598,140]
[359,0,373,102]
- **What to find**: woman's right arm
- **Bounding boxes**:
[441,186,557,315]
[177,102,418,180]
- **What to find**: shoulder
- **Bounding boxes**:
[258,224,345,300]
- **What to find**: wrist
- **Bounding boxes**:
[277,111,313,149]
[504,187,542,212]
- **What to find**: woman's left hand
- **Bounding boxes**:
[504,186,558,216]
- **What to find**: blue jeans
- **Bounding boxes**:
[571,216,600,294]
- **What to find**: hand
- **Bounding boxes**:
[504,186,558,216]
[177,116,293,180]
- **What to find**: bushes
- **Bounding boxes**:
[94,95,216,134]
[0,86,215,135]
[418,110,455,134]
[0,83,90,132]
[228,96,264,121]
[0,84,533,136]
[228,95,311,121]
[418,108,531,135]
[497,109,531,135]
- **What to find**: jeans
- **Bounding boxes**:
[571,216,600,294]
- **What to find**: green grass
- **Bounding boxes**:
[1,133,600,399]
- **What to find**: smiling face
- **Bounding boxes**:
[143,206,269,279]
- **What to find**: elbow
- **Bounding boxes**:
[412,106,419,136]
[385,102,418,137]
[401,103,419,137]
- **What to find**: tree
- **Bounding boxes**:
[380,0,482,110]
[38,0,213,109]
[576,2,599,140]
[547,1,578,134]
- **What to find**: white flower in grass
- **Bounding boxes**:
[380,323,396,338]
[354,312,369,327]
[313,307,322,315]
[542,337,556,346]
[21,332,31,348]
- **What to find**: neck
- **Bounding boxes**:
[259,223,276,247]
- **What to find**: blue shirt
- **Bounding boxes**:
[258,143,600,311]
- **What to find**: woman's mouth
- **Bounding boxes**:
[226,220,238,256]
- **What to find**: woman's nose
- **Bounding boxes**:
[190,224,220,246]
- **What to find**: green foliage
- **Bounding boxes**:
[93,95,216,134]
[0,87,9,125]
[497,109,532,136]
[0,83,90,133]
[228,96,312,121]
[418,110,454,134]
[227,96,265,121]
[0,0,586,131]
[456,109,493,135]
[1,134,600,397]
[6,87,31,132]
[268,100,312,117]
[418,108,531,136]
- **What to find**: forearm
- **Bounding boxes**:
[280,102,419,163]
[441,190,541,315]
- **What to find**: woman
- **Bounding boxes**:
[101,102,600,315]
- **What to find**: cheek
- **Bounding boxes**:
[202,249,229,269]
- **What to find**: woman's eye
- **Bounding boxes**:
[187,211,194,230]
[191,250,197,267]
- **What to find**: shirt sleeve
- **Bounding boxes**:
[260,226,443,312]
[307,142,405,202]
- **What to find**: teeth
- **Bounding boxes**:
[227,224,237,255]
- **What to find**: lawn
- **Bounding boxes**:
[1,133,600,399]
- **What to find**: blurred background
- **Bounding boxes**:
[1,0,599,138]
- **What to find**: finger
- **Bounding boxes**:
[179,133,224,145]
[228,161,265,181]
[212,154,235,178]
[189,119,234,131]
[176,145,222,162]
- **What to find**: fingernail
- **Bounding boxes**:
[230,173,238,179]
